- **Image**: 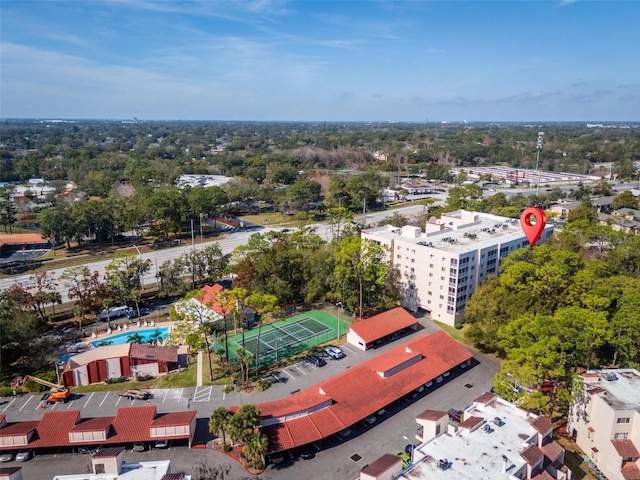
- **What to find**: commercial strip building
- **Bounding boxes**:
[362,392,572,480]
[246,331,473,454]
[361,210,554,325]
[0,406,196,453]
[567,369,640,480]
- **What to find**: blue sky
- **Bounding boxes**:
[1,0,639,122]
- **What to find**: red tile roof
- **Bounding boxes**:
[197,284,226,315]
[361,454,402,476]
[251,331,472,453]
[130,344,178,363]
[622,462,640,480]
[284,415,322,446]
[459,416,483,430]
[70,416,113,433]
[151,411,196,427]
[0,406,194,451]
[0,421,38,437]
[529,415,552,435]
[474,392,497,405]
[531,471,555,480]
[612,439,640,458]
[348,307,418,344]
[416,410,447,422]
[520,444,544,466]
[0,467,22,476]
[541,440,564,462]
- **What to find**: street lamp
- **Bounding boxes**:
[535,132,544,196]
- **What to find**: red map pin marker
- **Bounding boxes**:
[520,207,547,246]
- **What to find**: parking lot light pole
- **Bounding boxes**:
[535,132,544,196]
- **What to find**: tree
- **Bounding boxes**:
[612,190,638,210]
[209,407,232,447]
[332,237,397,320]
[242,432,268,468]
[0,186,17,234]
[126,333,144,344]
[104,252,151,318]
[60,266,107,334]
[228,404,261,445]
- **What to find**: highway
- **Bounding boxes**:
[0,204,428,303]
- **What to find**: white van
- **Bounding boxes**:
[97,306,133,321]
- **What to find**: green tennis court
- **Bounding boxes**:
[216,310,349,367]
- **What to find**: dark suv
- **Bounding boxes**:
[305,355,327,367]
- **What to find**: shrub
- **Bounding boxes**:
[222,444,232,452]
[256,380,271,392]
[254,459,264,470]
[0,386,14,397]
[454,323,463,330]
[136,374,155,382]
[105,376,127,384]
[223,384,234,394]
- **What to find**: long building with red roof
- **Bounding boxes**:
[0,406,196,452]
[244,330,473,453]
[346,306,419,350]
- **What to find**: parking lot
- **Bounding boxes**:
[1,317,500,480]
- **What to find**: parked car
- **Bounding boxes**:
[363,415,377,425]
[127,308,151,319]
[298,448,315,460]
[336,428,353,439]
[133,442,145,452]
[154,440,168,449]
[15,451,31,462]
[268,451,286,464]
[305,355,326,367]
[324,346,345,359]
[0,453,14,462]
[96,306,133,322]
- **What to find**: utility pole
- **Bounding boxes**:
[535,132,544,196]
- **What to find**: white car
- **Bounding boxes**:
[325,346,345,359]
[15,451,31,462]
[363,415,377,425]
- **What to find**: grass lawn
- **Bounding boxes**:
[240,212,300,227]
[433,320,473,346]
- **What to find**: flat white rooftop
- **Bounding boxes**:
[583,368,640,412]
[363,210,553,254]
[404,398,539,480]
[53,459,174,480]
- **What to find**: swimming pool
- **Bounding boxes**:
[90,327,170,347]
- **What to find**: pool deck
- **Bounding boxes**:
[77,320,175,349]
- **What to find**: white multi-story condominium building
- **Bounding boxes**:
[567,369,640,480]
[361,210,554,326]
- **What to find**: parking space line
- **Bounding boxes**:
[162,390,169,403]
[341,345,359,355]
[83,392,95,408]
[193,386,212,403]
[294,365,309,375]
[18,396,33,412]
[2,398,16,412]
[99,392,110,407]
[66,394,77,409]
[283,370,295,380]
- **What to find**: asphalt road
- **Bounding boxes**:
[2,316,500,480]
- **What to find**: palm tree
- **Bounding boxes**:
[126,333,144,344]
[243,432,268,467]
[209,407,231,448]
[148,329,164,345]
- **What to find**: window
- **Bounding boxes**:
[439,295,444,300]
[428,291,432,296]
[411,258,415,263]
[396,254,401,259]
[95,464,106,474]
[429,264,434,268]
[429,273,433,277]
[447,306,454,313]
[614,433,629,439]
[410,267,414,272]
[450,259,458,266]
[440,276,445,281]
[441,267,446,272]
[617,418,630,424]
[450,268,457,275]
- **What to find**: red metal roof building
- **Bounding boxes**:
[245,331,472,453]
[346,307,419,350]
[0,406,196,452]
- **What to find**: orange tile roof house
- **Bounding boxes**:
[239,331,472,454]
[346,307,419,350]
